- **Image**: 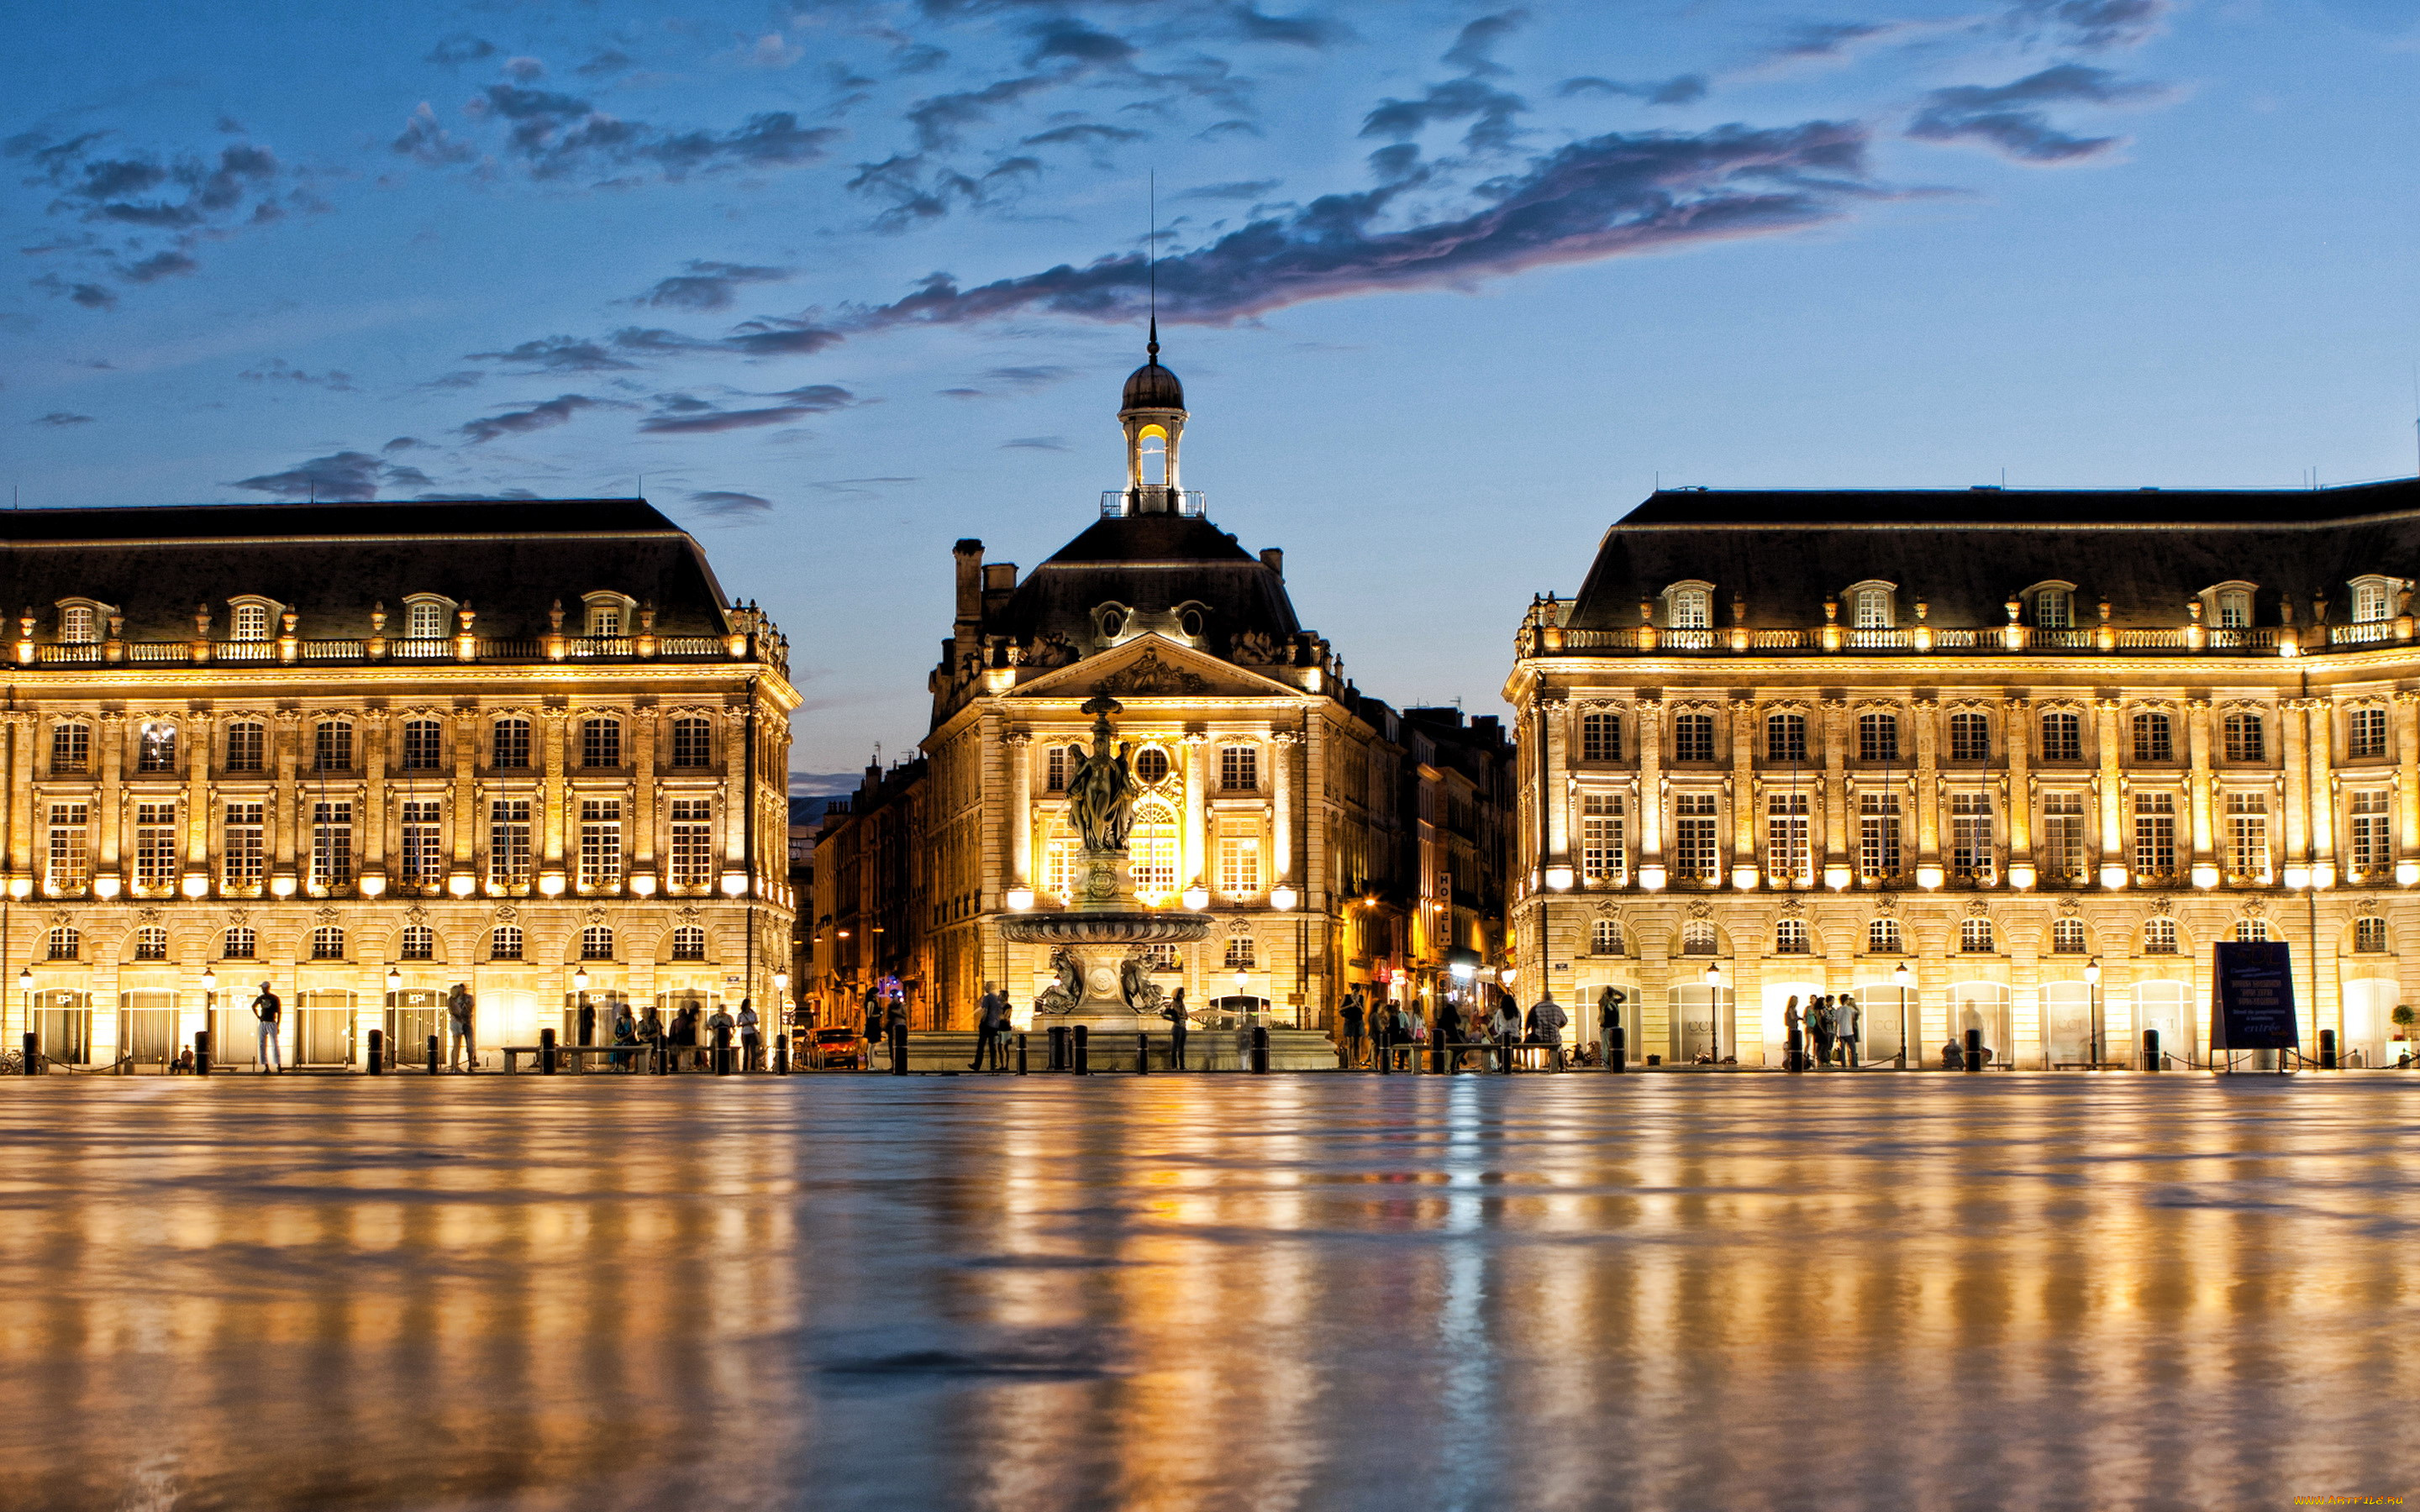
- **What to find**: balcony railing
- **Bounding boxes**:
[1100,486,1207,518]
[9,634,774,673]
[1522,615,2333,659]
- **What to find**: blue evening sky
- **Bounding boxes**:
[5,0,2417,790]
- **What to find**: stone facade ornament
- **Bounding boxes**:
[1965,899,1991,917]
[494,903,519,922]
[2238,897,2263,917]
[2057,896,2080,917]
[1686,900,1713,920]
[1876,892,1900,914]
[1092,646,1207,696]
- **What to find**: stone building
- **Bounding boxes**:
[0,499,798,1069]
[1398,706,1518,1022]
[1505,481,2420,1068]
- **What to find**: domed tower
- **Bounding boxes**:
[1116,318,1188,515]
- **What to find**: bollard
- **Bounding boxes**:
[1376,1026,1392,1074]
[2318,1027,2337,1070]
[540,1026,558,1074]
[426,1034,440,1075]
[1607,1023,1625,1074]
[1251,1023,1270,1074]
[2143,1027,2160,1072]
[20,1031,36,1075]
[367,1028,385,1075]
[714,1022,734,1075]
[1963,1027,1984,1074]
[1017,1032,1028,1075]
[890,1022,908,1076]
[578,1001,596,1047]
[1786,1025,1806,1074]
[1048,1024,1067,1071]
[1073,1024,1091,1075]
[195,1029,212,1077]
[1135,1032,1150,1075]
[772,1035,789,1075]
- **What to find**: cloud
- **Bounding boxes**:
[1020,123,1150,149]
[228,449,430,499]
[845,151,1040,231]
[1441,10,1527,76]
[982,365,1075,387]
[810,476,915,496]
[906,75,1058,151]
[468,335,640,372]
[5,134,284,285]
[33,412,94,427]
[1177,177,1282,200]
[2006,0,2170,50]
[123,249,198,282]
[639,383,856,433]
[392,102,477,166]
[1559,74,1707,106]
[1023,18,1139,69]
[1761,21,1900,62]
[239,358,357,391]
[744,33,804,69]
[415,87,839,181]
[30,274,117,309]
[503,56,546,81]
[459,393,619,444]
[383,436,424,451]
[426,33,497,67]
[1907,65,2165,163]
[1197,119,1262,140]
[1002,436,1068,449]
[576,50,634,78]
[640,260,793,312]
[1360,79,1528,153]
[690,489,773,515]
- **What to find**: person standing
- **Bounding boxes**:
[636,1005,664,1071]
[1491,995,1521,1073]
[737,999,763,1072]
[251,980,283,1074]
[1810,995,1837,1069]
[862,988,883,1051]
[1530,995,1570,1070]
[1339,990,1366,1068]
[707,1002,736,1072]
[445,983,476,1073]
[970,983,1004,1071]
[1598,987,1626,1069]
[1783,995,1806,1071]
[1835,993,1861,1068]
[1439,996,1465,1071]
[611,1003,638,1072]
[1162,987,1190,1071]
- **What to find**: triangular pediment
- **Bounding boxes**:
[1005,633,1306,702]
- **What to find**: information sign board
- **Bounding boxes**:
[2212,940,2299,1051]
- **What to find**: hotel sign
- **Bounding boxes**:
[2212,941,2299,1051]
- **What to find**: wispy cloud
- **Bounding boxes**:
[639,384,857,433]
[1559,74,1707,107]
[33,412,94,427]
[690,489,773,515]
[239,358,356,391]
[228,449,434,499]
[1440,9,1527,77]
[1002,435,1068,449]
[639,260,794,312]
[2004,0,2172,51]
[1907,65,2166,163]
[459,392,622,444]
[468,335,639,373]
[399,80,840,183]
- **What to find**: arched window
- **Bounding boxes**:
[490,925,523,961]
[2143,918,2178,955]
[492,717,533,770]
[1580,711,1621,763]
[2132,711,2174,762]
[231,602,271,641]
[671,717,713,769]
[49,721,88,774]
[136,721,176,773]
[671,925,707,961]
[45,926,78,960]
[1858,712,1900,762]
[1138,432,1168,486]
[581,926,614,960]
[2354,917,2388,953]
[1671,712,1716,763]
[134,926,167,961]
[2215,588,2252,629]
[1867,918,1903,953]
[1591,918,1624,955]
[1960,918,1995,953]
[2234,919,2270,943]
[2353,580,2393,624]
[399,924,434,961]
[1223,934,1256,969]
[2223,711,2265,763]
[60,605,97,643]
[580,717,623,768]
[1668,587,1711,628]
[221,926,255,960]
[1852,587,1891,629]
[1948,712,1989,762]
[313,719,354,772]
[2052,918,2087,954]
[407,599,449,639]
[224,720,265,773]
[1127,801,1179,901]
[1775,919,1810,954]
[1680,921,1718,956]
[400,719,445,771]
[1765,713,1807,763]
[585,599,625,638]
[2033,587,2071,629]
[311,927,345,960]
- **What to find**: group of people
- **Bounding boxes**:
[241,978,760,1074]
[1336,988,1578,1071]
[1783,993,1864,1069]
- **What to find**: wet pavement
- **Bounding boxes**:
[0,1072,2412,1511]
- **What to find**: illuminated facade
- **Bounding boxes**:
[1507,482,2420,1068]
[2,499,797,1069]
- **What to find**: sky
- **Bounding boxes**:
[6,0,2420,795]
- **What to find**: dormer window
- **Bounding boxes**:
[580,591,637,639]
[229,600,276,642]
[2023,581,2076,630]
[59,605,97,644]
[1663,582,1713,629]
[2350,576,2400,624]
[2206,583,2255,630]
[403,596,452,640]
[1844,582,1896,630]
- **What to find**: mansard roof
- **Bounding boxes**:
[993,512,1301,649]
[1567,478,2420,629]
[0,498,734,641]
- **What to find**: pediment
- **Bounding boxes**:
[1006,633,1305,702]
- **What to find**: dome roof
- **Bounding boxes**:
[1121,358,1184,412]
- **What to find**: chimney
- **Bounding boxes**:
[1260,548,1283,578]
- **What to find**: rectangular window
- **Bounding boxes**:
[399,800,443,885]
[136,721,176,774]
[670,798,715,890]
[45,803,88,890]
[578,799,623,888]
[1580,793,1624,883]
[1044,836,1081,900]
[2351,790,2392,875]
[2133,792,2176,880]
[1765,791,1811,886]
[2039,711,2082,763]
[2132,713,2174,763]
[223,801,264,890]
[581,718,623,769]
[1858,713,1899,763]
[1128,829,1177,900]
[1217,829,1262,896]
[2034,589,2071,629]
[1220,744,1258,792]
[1580,712,1622,763]
[400,719,445,771]
[134,801,176,892]
[1671,713,1715,763]
[2348,706,2388,760]
[1853,589,1891,629]
[1673,793,1718,883]
[488,799,531,885]
[1949,793,1994,883]
[2041,793,2086,884]
[2225,791,2269,882]
[311,801,354,890]
[1046,745,1070,792]
[1948,712,1990,763]
[492,718,531,770]
[671,717,713,768]
[1765,713,1807,764]
[2355,581,2391,623]
[1858,791,1902,880]
[2217,591,2250,629]
[2223,712,2265,763]
[50,722,89,774]
[313,721,352,772]
[224,721,264,773]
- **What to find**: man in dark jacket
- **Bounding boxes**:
[1598,987,1627,1068]
[970,983,1006,1071]
[1339,991,1366,1068]
[1162,987,1190,1070]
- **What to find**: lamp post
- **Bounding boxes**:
[1272,883,1300,1028]
[1702,958,1722,1063]
[1542,865,1573,1025]
[572,963,590,1050]
[18,963,30,1048]
[1892,959,1912,1069]
[2085,955,2102,1069]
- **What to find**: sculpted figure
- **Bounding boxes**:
[1066,699,1136,852]
[1119,954,1165,1015]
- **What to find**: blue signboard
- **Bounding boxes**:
[2212,940,2299,1051]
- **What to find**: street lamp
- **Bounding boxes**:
[1892,959,1912,1069]
[2085,955,2102,1068]
[1005,885,1034,911]
[1702,958,1722,1062]
[386,964,402,995]
[1181,884,1209,911]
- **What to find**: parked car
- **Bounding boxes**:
[809,1026,865,1069]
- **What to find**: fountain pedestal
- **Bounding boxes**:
[1001,843,1210,1029]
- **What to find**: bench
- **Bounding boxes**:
[502,1043,665,1074]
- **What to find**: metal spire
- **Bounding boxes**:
[1147,169,1158,363]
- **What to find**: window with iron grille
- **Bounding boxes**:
[45,926,78,960]
[1580,794,1624,883]
[581,717,623,768]
[581,926,614,960]
[492,717,531,769]
[1671,713,1715,763]
[134,802,176,892]
[1775,919,1810,954]
[2222,711,2265,763]
[1220,744,1258,791]
[1960,919,1995,953]
[401,719,445,771]
[400,800,443,885]
[1580,711,1621,762]
[2039,711,2082,762]
[2355,916,2388,953]
[2133,792,2176,879]
[579,799,623,887]
[2350,790,2391,875]
[223,802,263,889]
[2040,792,2086,883]
[1858,713,1899,762]
[134,926,166,961]
[312,927,345,960]
[2348,706,2388,759]
[2235,919,2270,943]
[671,717,713,768]
[490,925,523,960]
[1947,712,1989,763]
[50,722,87,774]
[1949,793,1994,881]
[1591,919,1623,955]
[313,720,353,772]
[46,803,88,890]
[400,924,434,961]
[1867,918,1902,953]
[2144,918,2178,954]
[312,801,354,889]
[1858,791,1902,880]
[670,799,714,890]
[2226,791,2270,881]
[2132,712,2173,762]
[1223,934,1255,969]
[672,926,707,961]
[488,799,531,886]
[221,926,255,959]
[2052,919,2086,953]
[224,721,264,773]
[1766,791,1810,885]
[136,722,176,774]
[1673,793,1719,883]
[1766,713,1806,763]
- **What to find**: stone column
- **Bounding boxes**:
[2397,691,2420,864]
[6,715,33,881]
[2307,698,2336,884]
[2096,699,2124,876]
[1635,698,1663,879]
[272,711,302,887]
[541,709,568,873]
[2186,699,2214,877]
[1821,699,1848,879]
[184,711,213,885]
[721,707,750,876]
[631,708,659,873]
[362,711,388,875]
[1271,728,1298,885]
[1913,699,1940,872]
[2281,696,2311,868]
[1729,698,1757,885]
[451,707,478,876]
[1179,732,1206,890]
[2004,697,2032,872]
[98,712,124,875]
[1007,732,1034,890]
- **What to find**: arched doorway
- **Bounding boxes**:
[1669,983,1733,1063]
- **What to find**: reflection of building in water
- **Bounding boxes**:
[1507,483,2420,1067]
[0,500,797,1069]
[809,340,1515,1032]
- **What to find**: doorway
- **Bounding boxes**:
[118,990,181,1069]
[31,990,92,1065]
[1761,981,1824,1068]
[1949,983,2012,1068]
[296,991,356,1065]
[2044,980,2092,1067]
[2135,979,2191,1067]
[1669,984,1733,1063]
[2342,978,2394,1068]
[1853,983,1912,1066]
